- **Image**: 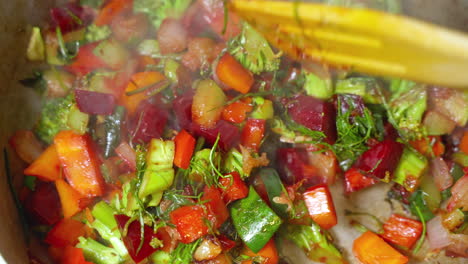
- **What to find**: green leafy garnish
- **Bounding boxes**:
[170,238,201,264]
[134,0,191,29]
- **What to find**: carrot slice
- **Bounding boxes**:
[353,231,409,264]
[216,53,254,94]
[24,144,61,181]
[55,179,84,218]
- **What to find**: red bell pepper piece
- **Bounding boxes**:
[222,99,253,123]
[54,131,105,197]
[344,168,378,194]
[216,53,254,94]
[25,182,62,225]
[173,129,196,170]
[61,246,93,264]
[381,214,423,249]
[115,214,161,263]
[460,131,468,155]
[241,118,266,152]
[219,171,249,204]
[45,218,87,247]
[410,136,445,157]
[170,205,209,244]
[303,184,337,230]
[241,239,279,264]
[55,179,86,218]
[218,235,237,251]
[65,43,108,76]
[24,144,61,181]
[202,186,229,229]
[353,231,409,264]
[94,0,133,26]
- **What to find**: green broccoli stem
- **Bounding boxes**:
[393,147,428,192]
[77,237,123,264]
[279,223,345,264]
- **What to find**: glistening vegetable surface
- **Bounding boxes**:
[6,0,468,264]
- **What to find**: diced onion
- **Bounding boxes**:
[193,237,222,261]
[115,141,136,172]
[426,215,452,250]
[431,157,453,191]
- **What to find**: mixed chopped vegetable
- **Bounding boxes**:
[7,0,468,264]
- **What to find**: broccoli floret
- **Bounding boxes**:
[35,94,74,143]
[229,23,280,74]
[386,79,427,140]
[84,24,112,43]
[134,0,191,29]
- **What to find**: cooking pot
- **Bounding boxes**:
[0,0,467,263]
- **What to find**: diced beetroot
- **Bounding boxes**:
[25,182,62,225]
[276,148,322,186]
[191,120,240,151]
[128,102,168,144]
[353,140,404,180]
[384,122,399,141]
[344,168,378,194]
[50,3,93,33]
[75,90,116,115]
[173,93,193,130]
[287,95,337,144]
[115,214,160,263]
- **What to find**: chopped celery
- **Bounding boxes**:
[67,104,89,135]
[27,27,45,61]
[148,192,163,207]
[452,152,468,167]
[303,72,333,100]
[279,223,345,264]
[393,148,428,192]
[92,201,118,229]
[334,77,381,104]
[139,139,175,198]
[229,23,280,74]
[93,39,129,69]
[164,59,180,83]
[137,39,160,57]
[151,250,170,264]
[84,24,112,43]
[77,237,123,264]
[387,80,427,140]
[251,97,274,120]
[223,149,246,179]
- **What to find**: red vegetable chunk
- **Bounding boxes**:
[353,139,404,180]
[50,3,93,33]
[219,172,249,204]
[61,246,93,264]
[75,89,116,115]
[25,182,62,225]
[65,43,108,76]
[115,214,161,263]
[128,102,168,144]
[170,205,210,244]
[287,95,337,144]
[202,186,229,229]
[344,168,378,194]
[192,120,240,151]
[173,92,194,130]
[276,148,321,186]
[303,184,338,230]
[382,214,423,249]
[45,218,86,247]
[241,119,265,152]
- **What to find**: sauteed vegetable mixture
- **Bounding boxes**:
[8,0,468,263]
